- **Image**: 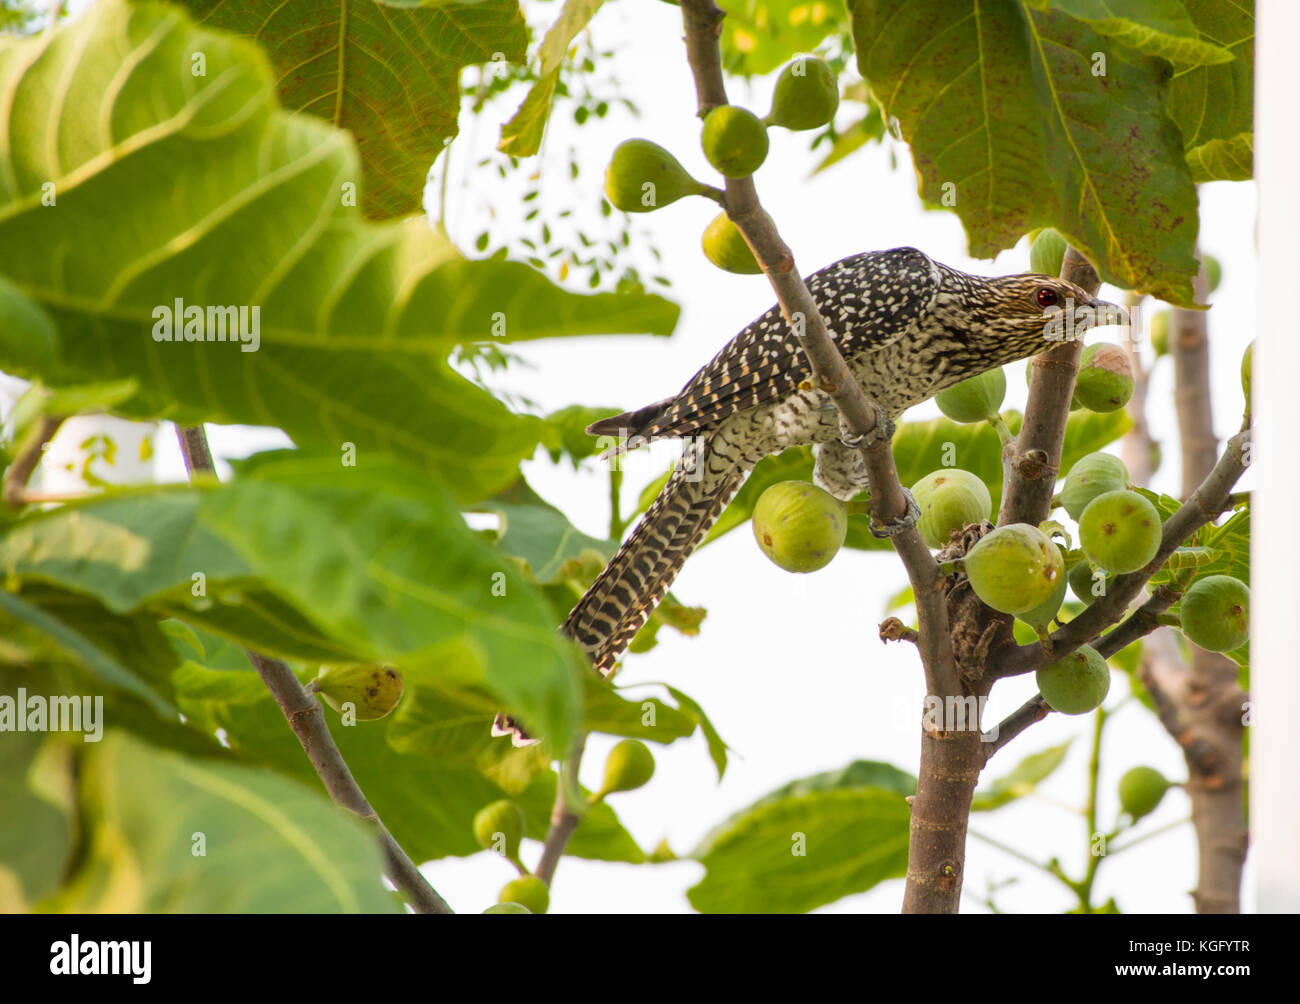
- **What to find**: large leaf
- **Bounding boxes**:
[180,0,529,219]
[0,452,584,748]
[1030,0,1234,66]
[849,0,1201,305]
[1166,0,1254,181]
[718,0,848,75]
[0,0,678,502]
[688,788,910,913]
[0,728,75,907]
[43,731,402,912]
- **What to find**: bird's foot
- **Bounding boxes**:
[839,405,895,450]
[869,487,921,539]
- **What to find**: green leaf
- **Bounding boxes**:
[972,740,1072,811]
[582,676,696,743]
[1167,0,1254,182]
[479,478,616,584]
[665,685,730,780]
[178,0,528,219]
[811,102,886,174]
[718,0,848,75]
[43,731,402,912]
[539,404,622,467]
[850,0,1201,304]
[1029,0,1234,67]
[688,788,910,913]
[0,0,678,503]
[0,730,76,906]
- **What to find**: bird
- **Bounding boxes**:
[493,246,1124,743]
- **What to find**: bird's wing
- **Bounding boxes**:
[605,248,939,443]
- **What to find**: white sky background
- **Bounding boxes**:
[11,0,1257,914]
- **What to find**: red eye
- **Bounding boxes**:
[1036,287,1059,308]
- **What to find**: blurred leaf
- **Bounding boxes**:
[972,741,1072,811]
[811,101,886,174]
[718,0,847,75]
[1028,0,1234,66]
[665,685,730,780]
[479,478,616,584]
[539,404,621,466]
[0,729,75,905]
[582,675,697,743]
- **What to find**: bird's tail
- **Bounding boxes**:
[562,463,746,676]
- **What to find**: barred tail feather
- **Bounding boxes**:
[562,466,746,675]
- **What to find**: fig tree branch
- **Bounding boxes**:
[2,413,63,508]
[679,0,958,699]
[534,732,587,886]
[175,424,453,916]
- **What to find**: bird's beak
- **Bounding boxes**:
[1087,297,1129,329]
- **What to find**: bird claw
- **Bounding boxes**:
[869,487,921,539]
[839,407,895,450]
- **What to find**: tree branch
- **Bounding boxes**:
[3,413,63,507]
[981,694,1051,762]
[175,425,453,915]
[534,732,586,886]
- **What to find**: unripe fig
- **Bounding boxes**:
[595,739,656,799]
[604,139,707,212]
[1118,765,1170,820]
[1029,228,1068,277]
[767,56,840,131]
[1150,310,1170,356]
[752,481,847,573]
[1060,451,1130,521]
[483,902,532,914]
[1018,545,1068,630]
[1067,559,1111,606]
[963,523,1064,615]
[701,106,769,178]
[1241,339,1253,403]
[473,799,524,864]
[498,876,549,915]
[701,213,762,274]
[1036,644,1110,715]
[935,368,1006,423]
[1079,489,1161,574]
[912,468,992,549]
[1180,575,1250,652]
[1073,343,1133,413]
[314,663,403,721]
[1202,254,1221,294]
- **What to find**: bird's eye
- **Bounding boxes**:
[1036,287,1060,308]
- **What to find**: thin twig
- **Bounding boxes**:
[534,732,587,885]
[2,414,63,507]
[175,425,453,915]
[981,694,1050,762]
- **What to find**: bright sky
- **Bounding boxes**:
[10,0,1258,914]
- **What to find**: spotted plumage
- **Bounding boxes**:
[494,247,1122,742]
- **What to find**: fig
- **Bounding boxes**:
[1073,343,1133,413]
[963,523,1064,615]
[912,468,992,549]
[1060,452,1130,521]
[595,739,656,799]
[604,139,707,213]
[701,105,769,178]
[935,368,1006,423]
[766,56,839,131]
[752,481,847,573]
[473,799,524,864]
[1118,765,1169,820]
[1067,559,1111,606]
[701,213,762,274]
[1241,339,1253,403]
[483,902,532,914]
[498,876,549,915]
[1180,574,1249,653]
[1018,545,1068,630]
[1150,310,1170,357]
[314,663,404,721]
[1203,254,1221,294]
[1029,228,1068,277]
[1079,489,1161,574]
[1036,644,1110,715]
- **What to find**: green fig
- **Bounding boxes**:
[483,902,532,914]
[912,468,992,549]
[1018,545,1069,631]
[1036,644,1110,715]
[1029,228,1068,277]
[1073,343,1134,413]
[1180,575,1249,652]
[935,368,1007,423]
[1150,310,1170,357]
[605,139,707,213]
[701,212,763,274]
[1079,489,1161,574]
[963,523,1064,615]
[767,56,840,131]
[1067,559,1111,606]
[752,481,847,573]
[498,876,549,915]
[473,799,524,863]
[1118,766,1169,820]
[1202,254,1221,295]
[595,739,656,800]
[701,106,769,178]
[314,663,404,721]
[1060,452,1130,521]
[1241,339,1253,404]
